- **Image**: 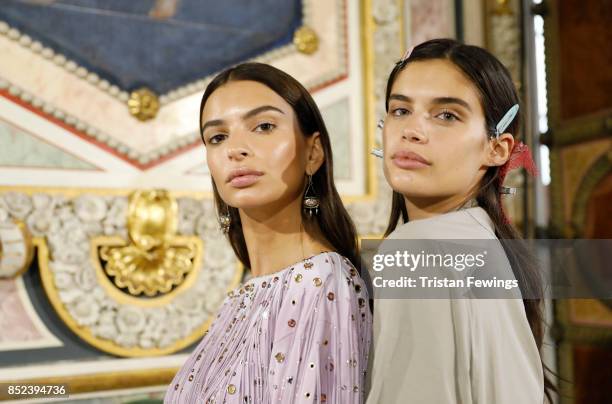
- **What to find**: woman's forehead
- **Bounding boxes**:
[202,80,292,118]
[390,59,482,108]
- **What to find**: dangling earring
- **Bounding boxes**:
[302,174,320,217]
[218,208,231,234]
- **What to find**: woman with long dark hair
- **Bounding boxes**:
[366,39,554,403]
[165,63,371,403]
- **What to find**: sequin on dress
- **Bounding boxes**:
[164,251,372,403]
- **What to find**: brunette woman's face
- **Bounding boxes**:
[382,59,496,201]
[201,80,320,210]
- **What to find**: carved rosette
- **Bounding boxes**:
[0,201,33,279]
[127,88,160,121]
[293,26,319,54]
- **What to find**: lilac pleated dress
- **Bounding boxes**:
[164,251,372,404]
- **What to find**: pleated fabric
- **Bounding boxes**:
[165,251,372,404]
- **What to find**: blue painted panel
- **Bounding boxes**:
[0,0,302,94]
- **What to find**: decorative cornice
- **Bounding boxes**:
[0,1,347,108]
[0,0,348,169]
[0,81,200,168]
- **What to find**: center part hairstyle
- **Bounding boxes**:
[199,62,361,274]
[383,38,555,400]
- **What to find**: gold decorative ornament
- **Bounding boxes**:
[492,0,513,15]
[0,366,179,401]
[93,235,202,307]
[37,231,243,356]
[127,189,177,251]
[99,189,195,296]
[38,238,225,358]
[127,87,160,121]
[293,26,319,55]
[99,238,197,297]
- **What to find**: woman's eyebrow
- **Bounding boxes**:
[201,105,285,133]
[201,119,224,134]
[431,97,472,112]
[242,105,285,120]
[388,94,412,103]
[389,94,472,113]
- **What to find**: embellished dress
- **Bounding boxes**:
[165,251,372,404]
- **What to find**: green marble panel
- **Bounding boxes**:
[0,120,97,170]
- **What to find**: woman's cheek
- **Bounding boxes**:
[269,139,298,165]
[207,154,225,190]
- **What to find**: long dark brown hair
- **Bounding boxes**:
[383,38,555,401]
[199,62,361,273]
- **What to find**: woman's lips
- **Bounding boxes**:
[226,167,264,188]
[391,150,431,169]
[229,174,262,188]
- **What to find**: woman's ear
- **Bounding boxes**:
[485,133,514,167]
[305,132,325,175]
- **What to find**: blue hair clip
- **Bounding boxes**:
[495,104,519,138]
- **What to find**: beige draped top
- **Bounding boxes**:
[366,207,544,404]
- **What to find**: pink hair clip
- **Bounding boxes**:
[498,141,538,223]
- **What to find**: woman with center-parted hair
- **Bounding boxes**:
[164,63,372,404]
[366,39,555,403]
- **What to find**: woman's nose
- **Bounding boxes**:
[226,146,250,160]
[402,128,428,143]
[223,129,252,160]
[401,117,429,144]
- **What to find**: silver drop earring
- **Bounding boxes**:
[302,174,320,217]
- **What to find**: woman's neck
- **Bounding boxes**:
[404,193,477,221]
[239,195,332,277]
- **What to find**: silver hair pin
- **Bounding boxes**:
[398,46,414,64]
[500,186,517,195]
[495,104,519,138]
[371,148,383,158]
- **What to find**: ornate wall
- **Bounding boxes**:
[542,0,612,402]
[0,0,478,400]
[0,0,421,400]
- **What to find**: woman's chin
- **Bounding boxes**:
[224,196,276,211]
[392,188,443,200]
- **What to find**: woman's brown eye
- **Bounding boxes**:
[255,123,275,132]
[210,134,226,144]
[438,111,458,121]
